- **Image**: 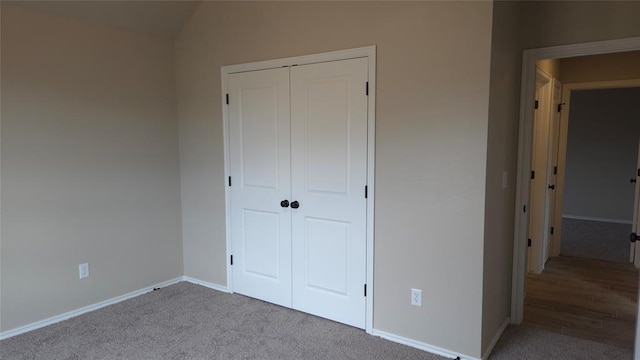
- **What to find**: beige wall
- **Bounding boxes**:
[519,1,640,50]
[559,51,640,83]
[176,1,493,357]
[482,1,520,355]
[537,59,561,79]
[0,5,183,332]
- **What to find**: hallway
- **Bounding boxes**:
[523,256,639,349]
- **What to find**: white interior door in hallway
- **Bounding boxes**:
[228,57,369,329]
[632,137,640,266]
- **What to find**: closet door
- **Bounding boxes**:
[290,58,368,328]
[228,68,292,307]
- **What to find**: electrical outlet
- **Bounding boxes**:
[411,288,422,307]
[502,171,508,189]
[79,263,90,279]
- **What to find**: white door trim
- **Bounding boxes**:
[511,37,640,325]
[221,46,377,334]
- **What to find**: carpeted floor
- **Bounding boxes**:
[0,282,633,359]
[560,218,631,263]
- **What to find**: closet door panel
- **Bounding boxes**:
[290,57,368,328]
[228,68,292,307]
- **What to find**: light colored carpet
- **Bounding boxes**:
[0,282,633,359]
[561,218,631,264]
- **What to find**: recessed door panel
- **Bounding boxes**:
[305,217,349,295]
[243,210,280,279]
[291,57,368,328]
[240,87,280,189]
[305,79,349,195]
[229,68,292,308]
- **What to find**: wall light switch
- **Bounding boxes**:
[79,263,90,279]
[502,171,508,189]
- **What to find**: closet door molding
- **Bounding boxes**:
[221,46,376,334]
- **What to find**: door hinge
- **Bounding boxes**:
[365,185,368,199]
[230,255,233,265]
[637,168,640,177]
[534,100,539,109]
[366,82,369,96]
[553,166,558,175]
[550,226,554,235]
[226,94,229,105]
[531,170,535,180]
[557,103,563,112]
[364,284,367,297]
[528,239,532,247]
[228,176,232,186]
[523,205,526,213]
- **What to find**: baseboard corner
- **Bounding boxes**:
[481,317,510,360]
[181,276,230,293]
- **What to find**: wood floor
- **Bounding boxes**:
[523,256,639,349]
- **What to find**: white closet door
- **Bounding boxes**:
[228,68,292,307]
[290,58,368,328]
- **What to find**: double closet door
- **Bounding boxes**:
[228,57,368,328]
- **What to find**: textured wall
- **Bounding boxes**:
[1,5,183,332]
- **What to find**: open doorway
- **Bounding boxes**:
[525,79,640,348]
[511,38,640,353]
[557,85,640,264]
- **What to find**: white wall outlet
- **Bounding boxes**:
[411,288,422,307]
[79,263,90,279]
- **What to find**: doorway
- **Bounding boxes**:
[556,85,640,264]
[524,77,640,348]
[511,37,640,354]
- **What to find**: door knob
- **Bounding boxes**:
[548,184,555,190]
[631,178,637,184]
[631,232,639,243]
[290,201,300,209]
[280,200,289,208]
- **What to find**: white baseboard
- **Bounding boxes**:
[0,277,183,340]
[182,276,230,293]
[562,214,632,224]
[481,317,510,360]
[372,329,479,360]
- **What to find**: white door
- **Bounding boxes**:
[290,58,368,328]
[633,138,640,267]
[228,58,369,328]
[543,79,562,259]
[528,70,551,274]
[228,68,293,307]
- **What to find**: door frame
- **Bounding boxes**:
[511,37,640,325]
[551,79,640,261]
[221,46,377,334]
